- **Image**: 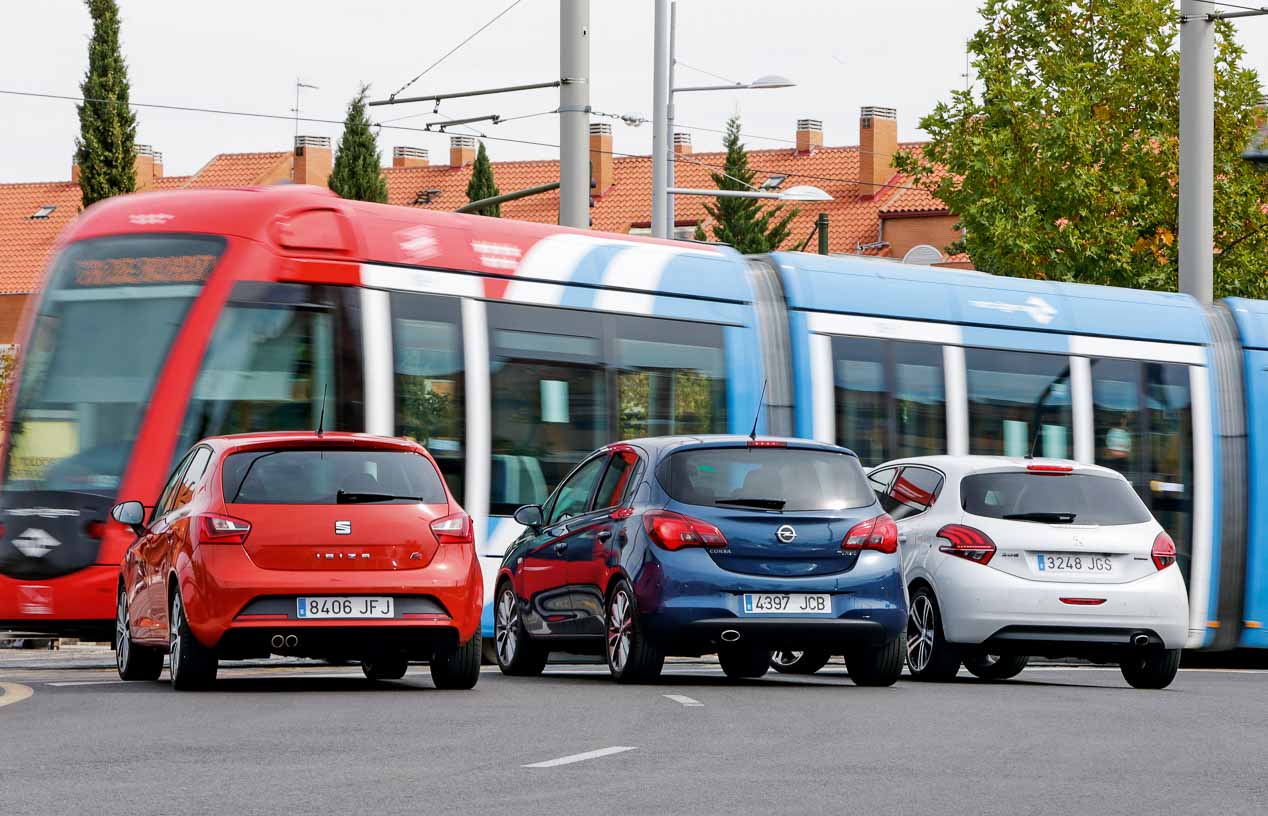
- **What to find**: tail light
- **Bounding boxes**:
[1026,464,1073,474]
[643,510,728,551]
[84,520,105,540]
[841,514,899,554]
[937,524,996,565]
[431,512,474,546]
[196,513,252,545]
[1152,531,1177,570]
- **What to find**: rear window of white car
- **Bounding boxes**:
[658,446,875,512]
[222,449,447,505]
[961,471,1151,526]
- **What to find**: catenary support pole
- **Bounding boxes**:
[1179,0,1215,303]
[651,0,670,238]
[665,1,677,237]
[817,213,829,255]
[559,0,590,228]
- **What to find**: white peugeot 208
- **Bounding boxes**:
[868,456,1189,689]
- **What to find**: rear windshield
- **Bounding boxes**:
[961,471,1151,526]
[221,449,447,505]
[657,446,874,512]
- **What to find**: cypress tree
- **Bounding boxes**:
[465,141,501,217]
[703,115,797,253]
[75,0,137,209]
[328,84,388,203]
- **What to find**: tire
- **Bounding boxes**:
[846,634,905,687]
[169,589,217,690]
[719,646,770,680]
[964,652,1029,681]
[1120,648,1182,689]
[431,634,482,690]
[605,579,664,684]
[906,587,961,681]
[769,649,830,675]
[115,588,162,682]
[361,654,409,680]
[493,583,548,677]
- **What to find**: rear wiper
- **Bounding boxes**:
[715,497,787,510]
[336,490,424,504]
[1003,511,1077,524]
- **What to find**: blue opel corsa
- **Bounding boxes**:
[492,436,908,685]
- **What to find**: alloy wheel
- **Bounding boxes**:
[907,594,935,673]
[170,593,183,681]
[115,592,129,672]
[771,651,804,668]
[495,588,519,666]
[607,589,632,673]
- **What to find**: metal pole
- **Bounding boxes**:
[817,213,829,255]
[666,1,677,237]
[651,0,670,238]
[457,181,561,213]
[559,0,590,228]
[1179,0,1215,303]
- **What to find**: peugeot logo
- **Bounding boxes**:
[776,524,797,544]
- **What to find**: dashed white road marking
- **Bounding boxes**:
[0,682,34,707]
[523,746,637,768]
[47,679,128,687]
[663,693,703,706]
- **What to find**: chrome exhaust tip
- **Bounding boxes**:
[284,634,299,648]
[1132,634,1150,647]
[720,629,741,643]
[270,635,285,649]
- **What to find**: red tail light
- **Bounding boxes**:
[747,440,788,448]
[1026,464,1073,474]
[841,514,899,554]
[431,512,474,546]
[937,524,996,565]
[196,513,252,545]
[644,510,728,551]
[84,520,105,540]
[1152,531,1177,570]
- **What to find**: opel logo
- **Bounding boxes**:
[776,524,797,544]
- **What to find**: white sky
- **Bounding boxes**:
[0,1,1264,182]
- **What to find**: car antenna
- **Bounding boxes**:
[316,383,328,437]
[1027,422,1042,460]
[748,379,768,444]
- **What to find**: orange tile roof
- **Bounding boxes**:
[183,151,290,188]
[880,176,951,215]
[0,181,82,295]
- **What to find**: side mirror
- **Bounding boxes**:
[513,504,544,530]
[111,500,146,535]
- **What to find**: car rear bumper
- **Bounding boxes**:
[933,557,1189,651]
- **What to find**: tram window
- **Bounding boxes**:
[175,283,364,459]
[966,349,1072,459]
[391,292,466,504]
[831,336,946,466]
[488,304,606,516]
[609,315,727,439]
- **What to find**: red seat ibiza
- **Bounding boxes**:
[110,432,482,690]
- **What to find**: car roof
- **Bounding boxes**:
[870,454,1126,480]
[199,431,428,454]
[618,435,857,457]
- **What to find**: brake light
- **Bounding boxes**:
[1152,531,1177,570]
[196,513,252,545]
[841,514,898,554]
[1026,464,1073,474]
[748,440,788,448]
[937,524,996,565]
[84,520,105,540]
[643,510,728,550]
[431,512,474,546]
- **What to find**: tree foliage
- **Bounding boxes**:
[704,116,798,253]
[895,0,1268,298]
[75,0,137,209]
[328,84,388,203]
[465,141,501,217]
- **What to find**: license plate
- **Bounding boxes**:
[296,596,394,619]
[742,593,832,615]
[1035,554,1114,574]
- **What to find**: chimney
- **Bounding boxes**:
[392,146,430,168]
[589,122,614,195]
[795,118,823,154]
[71,153,80,185]
[449,135,477,168]
[672,132,692,155]
[294,135,333,187]
[859,106,898,196]
[134,144,163,189]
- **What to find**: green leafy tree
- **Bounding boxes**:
[328,84,388,203]
[75,0,137,208]
[895,0,1268,298]
[465,141,501,217]
[704,116,797,253]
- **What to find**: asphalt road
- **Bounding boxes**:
[2,648,1266,816]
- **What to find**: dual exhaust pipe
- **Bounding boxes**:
[270,634,299,650]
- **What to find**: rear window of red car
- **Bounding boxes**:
[221,449,447,505]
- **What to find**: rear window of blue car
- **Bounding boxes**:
[657,446,874,512]
[222,449,447,505]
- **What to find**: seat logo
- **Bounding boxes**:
[776,525,797,544]
[335,521,351,535]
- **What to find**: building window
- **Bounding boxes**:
[30,206,56,220]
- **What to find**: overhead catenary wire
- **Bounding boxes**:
[386,0,528,101]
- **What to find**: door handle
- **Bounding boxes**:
[596,530,612,542]
[898,534,908,545]
[553,541,568,554]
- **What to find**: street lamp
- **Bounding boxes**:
[652,0,796,238]
[667,184,833,202]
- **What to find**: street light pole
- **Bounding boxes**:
[559,0,590,229]
[1179,0,1215,303]
[651,0,671,238]
[666,1,678,237]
